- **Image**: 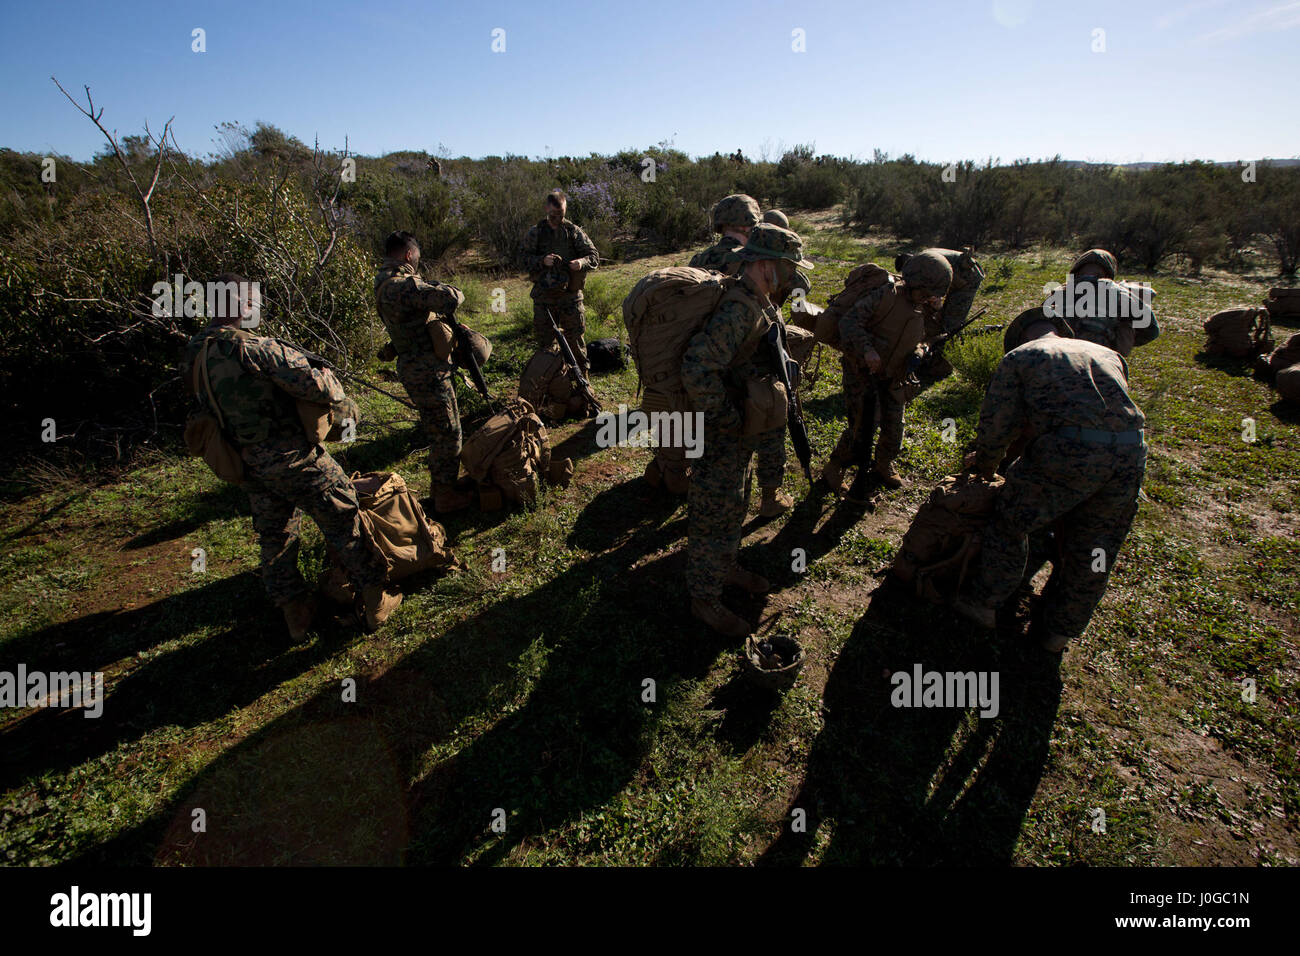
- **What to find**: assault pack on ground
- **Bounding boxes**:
[459,397,573,510]
[891,472,1004,602]
[518,345,591,423]
[318,470,462,602]
[1203,306,1274,358]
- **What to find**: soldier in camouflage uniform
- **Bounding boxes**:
[689,197,802,517]
[1056,248,1160,358]
[183,275,401,640]
[374,231,473,514]
[522,190,600,374]
[896,247,984,379]
[952,312,1147,652]
[682,224,815,637]
[823,251,952,501]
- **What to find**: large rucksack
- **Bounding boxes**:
[518,345,586,422]
[460,398,569,508]
[1203,307,1273,358]
[891,473,1004,602]
[1265,287,1300,319]
[814,262,893,349]
[622,267,735,400]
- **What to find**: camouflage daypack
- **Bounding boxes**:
[1203,307,1273,358]
[621,266,736,404]
[459,398,571,508]
[891,473,1004,602]
[352,471,459,579]
[814,262,892,349]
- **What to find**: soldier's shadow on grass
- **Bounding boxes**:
[124,481,247,550]
[0,572,365,794]
[757,577,1061,866]
[71,482,724,865]
[1193,350,1263,379]
[1269,397,1300,424]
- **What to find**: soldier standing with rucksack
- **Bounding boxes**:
[681,224,815,637]
[822,251,953,501]
[688,195,797,517]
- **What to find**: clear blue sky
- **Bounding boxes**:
[2,0,1297,164]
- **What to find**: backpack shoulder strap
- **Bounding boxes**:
[198,337,226,431]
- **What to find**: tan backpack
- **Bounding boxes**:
[892,473,1004,602]
[518,345,585,421]
[1265,287,1300,319]
[815,262,893,349]
[1277,365,1300,402]
[351,471,459,580]
[459,398,553,507]
[1203,307,1273,358]
[622,267,736,402]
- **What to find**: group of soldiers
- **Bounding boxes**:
[185,186,1158,656]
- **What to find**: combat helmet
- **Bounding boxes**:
[901,250,953,299]
[1069,248,1118,279]
[1003,307,1074,354]
[762,209,790,228]
[710,194,761,232]
[728,223,815,268]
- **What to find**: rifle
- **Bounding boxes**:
[908,307,990,374]
[279,339,419,412]
[767,322,813,482]
[444,309,494,407]
[546,307,601,417]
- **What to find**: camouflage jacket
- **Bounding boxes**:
[688,236,744,276]
[183,325,343,447]
[374,259,464,357]
[681,274,780,423]
[1046,278,1160,356]
[973,336,1145,474]
[522,218,599,298]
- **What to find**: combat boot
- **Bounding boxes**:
[360,586,403,632]
[432,483,474,514]
[282,596,316,642]
[873,460,905,490]
[759,486,793,517]
[724,566,771,594]
[690,598,751,638]
[317,566,354,606]
[644,459,664,488]
[821,460,845,495]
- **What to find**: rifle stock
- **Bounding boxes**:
[767,323,813,482]
[546,307,601,417]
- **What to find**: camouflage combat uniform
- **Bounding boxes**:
[373,259,466,488]
[522,218,599,372]
[1057,249,1160,358]
[689,235,789,491]
[183,325,388,606]
[924,247,985,335]
[968,336,1146,642]
[828,281,923,474]
[681,273,781,600]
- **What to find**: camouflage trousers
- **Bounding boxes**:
[533,293,588,373]
[752,426,786,488]
[829,360,905,469]
[397,352,462,487]
[970,433,1146,640]
[687,417,759,601]
[242,438,388,606]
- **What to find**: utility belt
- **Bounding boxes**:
[1055,426,1145,446]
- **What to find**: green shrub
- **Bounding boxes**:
[946,329,1004,394]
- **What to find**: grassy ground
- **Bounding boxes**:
[1,215,1296,866]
